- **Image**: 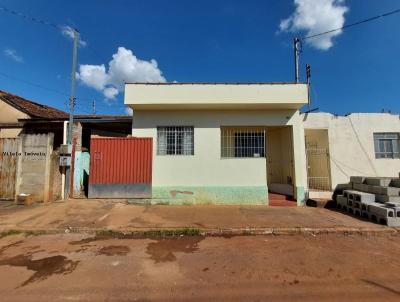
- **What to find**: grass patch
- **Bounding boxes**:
[0,230,24,238]
[23,230,47,237]
[95,228,201,239]
[0,230,48,238]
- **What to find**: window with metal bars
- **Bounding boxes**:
[157,126,194,155]
[221,127,265,158]
[374,133,400,159]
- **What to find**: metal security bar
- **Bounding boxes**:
[306,148,331,191]
[374,133,400,159]
[221,127,266,158]
[157,126,194,155]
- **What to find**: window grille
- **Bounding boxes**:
[157,126,194,155]
[221,127,265,158]
[374,133,400,159]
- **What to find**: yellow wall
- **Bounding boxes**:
[132,109,307,196]
[0,128,23,138]
[0,99,28,138]
[125,83,308,110]
[0,99,29,123]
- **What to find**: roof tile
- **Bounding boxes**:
[0,90,68,119]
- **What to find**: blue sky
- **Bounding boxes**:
[0,0,399,115]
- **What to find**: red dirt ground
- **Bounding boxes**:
[1,233,400,301]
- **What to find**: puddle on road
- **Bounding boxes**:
[98,245,130,256]
[0,253,79,287]
[146,236,204,263]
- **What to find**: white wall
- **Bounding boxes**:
[132,109,306,190]
[304,112,400,188]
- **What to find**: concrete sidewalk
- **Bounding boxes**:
[0,199,396,235]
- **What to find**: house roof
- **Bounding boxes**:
[0,89,68,119]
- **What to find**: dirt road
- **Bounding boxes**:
[1,233,400,301]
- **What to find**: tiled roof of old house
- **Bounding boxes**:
[0,89,68,119]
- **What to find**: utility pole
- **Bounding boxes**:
[67,28,78,144]
[294,37,301,83]
[65,28,79,199]
[93,99,96,115]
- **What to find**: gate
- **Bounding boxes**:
[88,137,152,198]
[306,148,331,191]
[0,138,19,200]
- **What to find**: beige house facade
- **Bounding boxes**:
[125,83,309,205]
[304,112,400,194]
[0,95,29,138]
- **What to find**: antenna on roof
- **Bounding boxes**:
[93,99,96,115]
[306,64,311,110]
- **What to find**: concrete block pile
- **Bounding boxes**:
[336,176,400,227]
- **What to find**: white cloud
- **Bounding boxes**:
[77,64,108,90]
[279,0,349,50]
[103,87,119,100]
[77,47,166,100]
[4,48,23,63]
[61,26,87,47]
[125,107,133,116]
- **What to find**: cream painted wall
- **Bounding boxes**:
[125,83,308,110]
[0,99,28,138]
[132,109,307,192]
[0,128,22,138]
[0,99,29,123]
[304,112,400,189]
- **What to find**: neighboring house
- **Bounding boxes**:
[0,89,132,201]
[304,112,400,195]
[0,89,68,141]
[125,83,309,205]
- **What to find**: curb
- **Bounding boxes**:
[1,226,398,238]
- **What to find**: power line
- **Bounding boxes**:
[303,8,400,40]
[0,71,69,97]
[0,6,61,29]
[0,71,107,107]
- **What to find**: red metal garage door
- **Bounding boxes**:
[88,137,152,198]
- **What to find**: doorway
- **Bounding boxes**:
[266,126,296,206]
[304,129,332,194]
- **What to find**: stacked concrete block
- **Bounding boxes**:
[365,177,393,187]
[375,195,400,203]
[391,179,400,188]
[385,202,400,219]
[367,203,400,227]
[336,195,348,211]
[335,176,400,226]
[360,200,376,218]
[344,190,375,216]
[371,186,400,196]
[353,183,371,193]
[350,176,365,184]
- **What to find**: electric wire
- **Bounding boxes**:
[303,8,400,40]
